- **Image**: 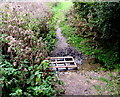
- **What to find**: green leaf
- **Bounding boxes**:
[27,80,31,84]
[30,74,34,80]
[35,71,39,75]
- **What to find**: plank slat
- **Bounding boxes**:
[50,65,77,68]
[50,56,73,59]
[51,61,74,63]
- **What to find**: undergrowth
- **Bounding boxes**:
[94,74,119,95]
[54,2,119,95]
[0,3,60,97]
[57,2,120,70]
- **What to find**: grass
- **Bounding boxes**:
[53,2,73,20]
[96,76,119,95]
[60,20,96,55]
[94,85,103,95]
[54,2,98,56]
[52,2,120,95]
[58,19,84,53]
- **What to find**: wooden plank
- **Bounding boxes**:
[56,60,58,71]
[50,56,73,59]
[51,61,74,63]
[50,65,77,68]
[72,57,77,66]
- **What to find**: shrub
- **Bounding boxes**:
[0,3,58,96]
[0,60,58,97]
[73,2,120,69]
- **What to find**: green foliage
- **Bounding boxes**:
[0,4,58,97]
[72,2,120,69]
[95,49,120,69]
[0,59,58,97]
[53,2,73,20]
[97,76,119,95]
[57,2,120,69]
[42,22,56,52]
[94,85,102,92]
[59,22,76,38]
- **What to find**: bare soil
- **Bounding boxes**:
[52,23,118,95]
[58,70,112,95]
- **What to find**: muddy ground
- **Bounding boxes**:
[51,22,82,65]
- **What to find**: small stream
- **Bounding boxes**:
[51,21,82,65]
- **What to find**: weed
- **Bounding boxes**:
[96,76,119,95]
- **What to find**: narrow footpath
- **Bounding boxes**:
[51,21,82,65]
[51,22,114,95]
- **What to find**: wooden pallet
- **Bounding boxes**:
[48,56,77,71]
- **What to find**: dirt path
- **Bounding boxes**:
[58,70,115,95]
[51,22,117,95]
[52,24,68,54]
[58,71,98,95]
[51,22,98,95]
[51,21,82,65]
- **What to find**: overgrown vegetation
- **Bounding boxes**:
[56,2,120,95]
[94,73,119,95]
[0,3,59,97]
[59,2,120,70]
[0,2,120,96]
[49,2,73,22]
[73,2,120,69]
